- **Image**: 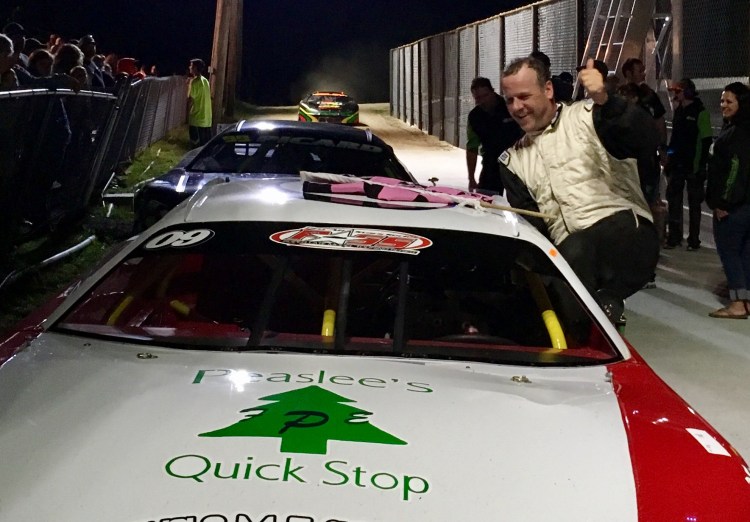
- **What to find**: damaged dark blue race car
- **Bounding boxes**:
[133,120,417,232]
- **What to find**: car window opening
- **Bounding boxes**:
[55,223,620,366]
[188,131,410,181]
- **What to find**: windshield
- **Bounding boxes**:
[309,95,353,105]
[189,131,410,179]
[55,222,620,366]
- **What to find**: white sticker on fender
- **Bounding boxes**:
[686,428,731,456]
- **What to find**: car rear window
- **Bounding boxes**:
[189,131,411,180]
[55,222,621,367]
[309,95,353,104]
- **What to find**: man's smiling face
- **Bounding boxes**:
[501,65,556,133]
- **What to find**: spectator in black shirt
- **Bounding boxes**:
[621,58,667,151]
[2,22,28,69]
[1,33,20,89]
[79,34,113,91]
[530,50,573,102]
[27,49,53,77]
[465,76,523,193]
[664,79,713,250]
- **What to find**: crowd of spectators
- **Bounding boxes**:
[0,21,153,93]
[1,20,168,237]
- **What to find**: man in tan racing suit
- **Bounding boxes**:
[498,57,660,326]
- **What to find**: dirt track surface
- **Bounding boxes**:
[246,103,467,187]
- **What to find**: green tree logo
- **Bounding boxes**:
[199,385,407,454]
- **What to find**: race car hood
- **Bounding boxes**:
[0,332,638,521]
[136,170,299,204]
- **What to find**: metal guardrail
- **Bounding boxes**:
[0,76,187,258]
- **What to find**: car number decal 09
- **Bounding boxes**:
[144,229,215,249]
[270,227,432,255]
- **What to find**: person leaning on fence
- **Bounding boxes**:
[2,22,28,69]
[187,58,213,147]
[23,37,44,56]
[79,34,114,91]
[69,65,88,88]
[705,82,750,319]
[465,76,522,193]
[115,57,145,81]
[3,34,79,91]
[497,56,659,327]
[28,48,53,77]
[0,34,18,90]
[52,43,83,75]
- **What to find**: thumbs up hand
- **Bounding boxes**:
[578,58,608,105]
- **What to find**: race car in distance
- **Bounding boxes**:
[132,119,415,232]
[2,177,749,521]
[298,91,359,124]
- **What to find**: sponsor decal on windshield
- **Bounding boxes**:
[270,227,432,255]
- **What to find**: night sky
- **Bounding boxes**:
[2,0,529,104]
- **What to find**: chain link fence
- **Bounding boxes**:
[391,0,750,143]
[0,76,187,257]
[391,0,580,147]
[678,0,750,130]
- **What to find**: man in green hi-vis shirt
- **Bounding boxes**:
[187,58,212,146]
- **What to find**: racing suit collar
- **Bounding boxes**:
[549,103,564,128]
[527,103,564,138]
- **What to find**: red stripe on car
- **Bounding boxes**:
[608,346,750,520]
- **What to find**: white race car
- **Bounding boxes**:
[1,177,749,521]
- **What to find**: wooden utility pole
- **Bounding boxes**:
[210,0,231,126]
[671,0,683,82]
[225,0,243,117]
[210,0,243,123]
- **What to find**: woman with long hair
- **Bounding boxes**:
[706,82,750,318]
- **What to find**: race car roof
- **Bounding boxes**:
[167,177,540,247]
[233,119,375,142]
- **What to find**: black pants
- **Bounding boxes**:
[478,159,503,193]
[665,165,704,247]
[557,210,660,302]
[189,126,212,147]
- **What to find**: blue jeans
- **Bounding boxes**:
[713,203,750,301]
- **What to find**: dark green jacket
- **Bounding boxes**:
[668,97,713,174]
[706,119,750,210]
